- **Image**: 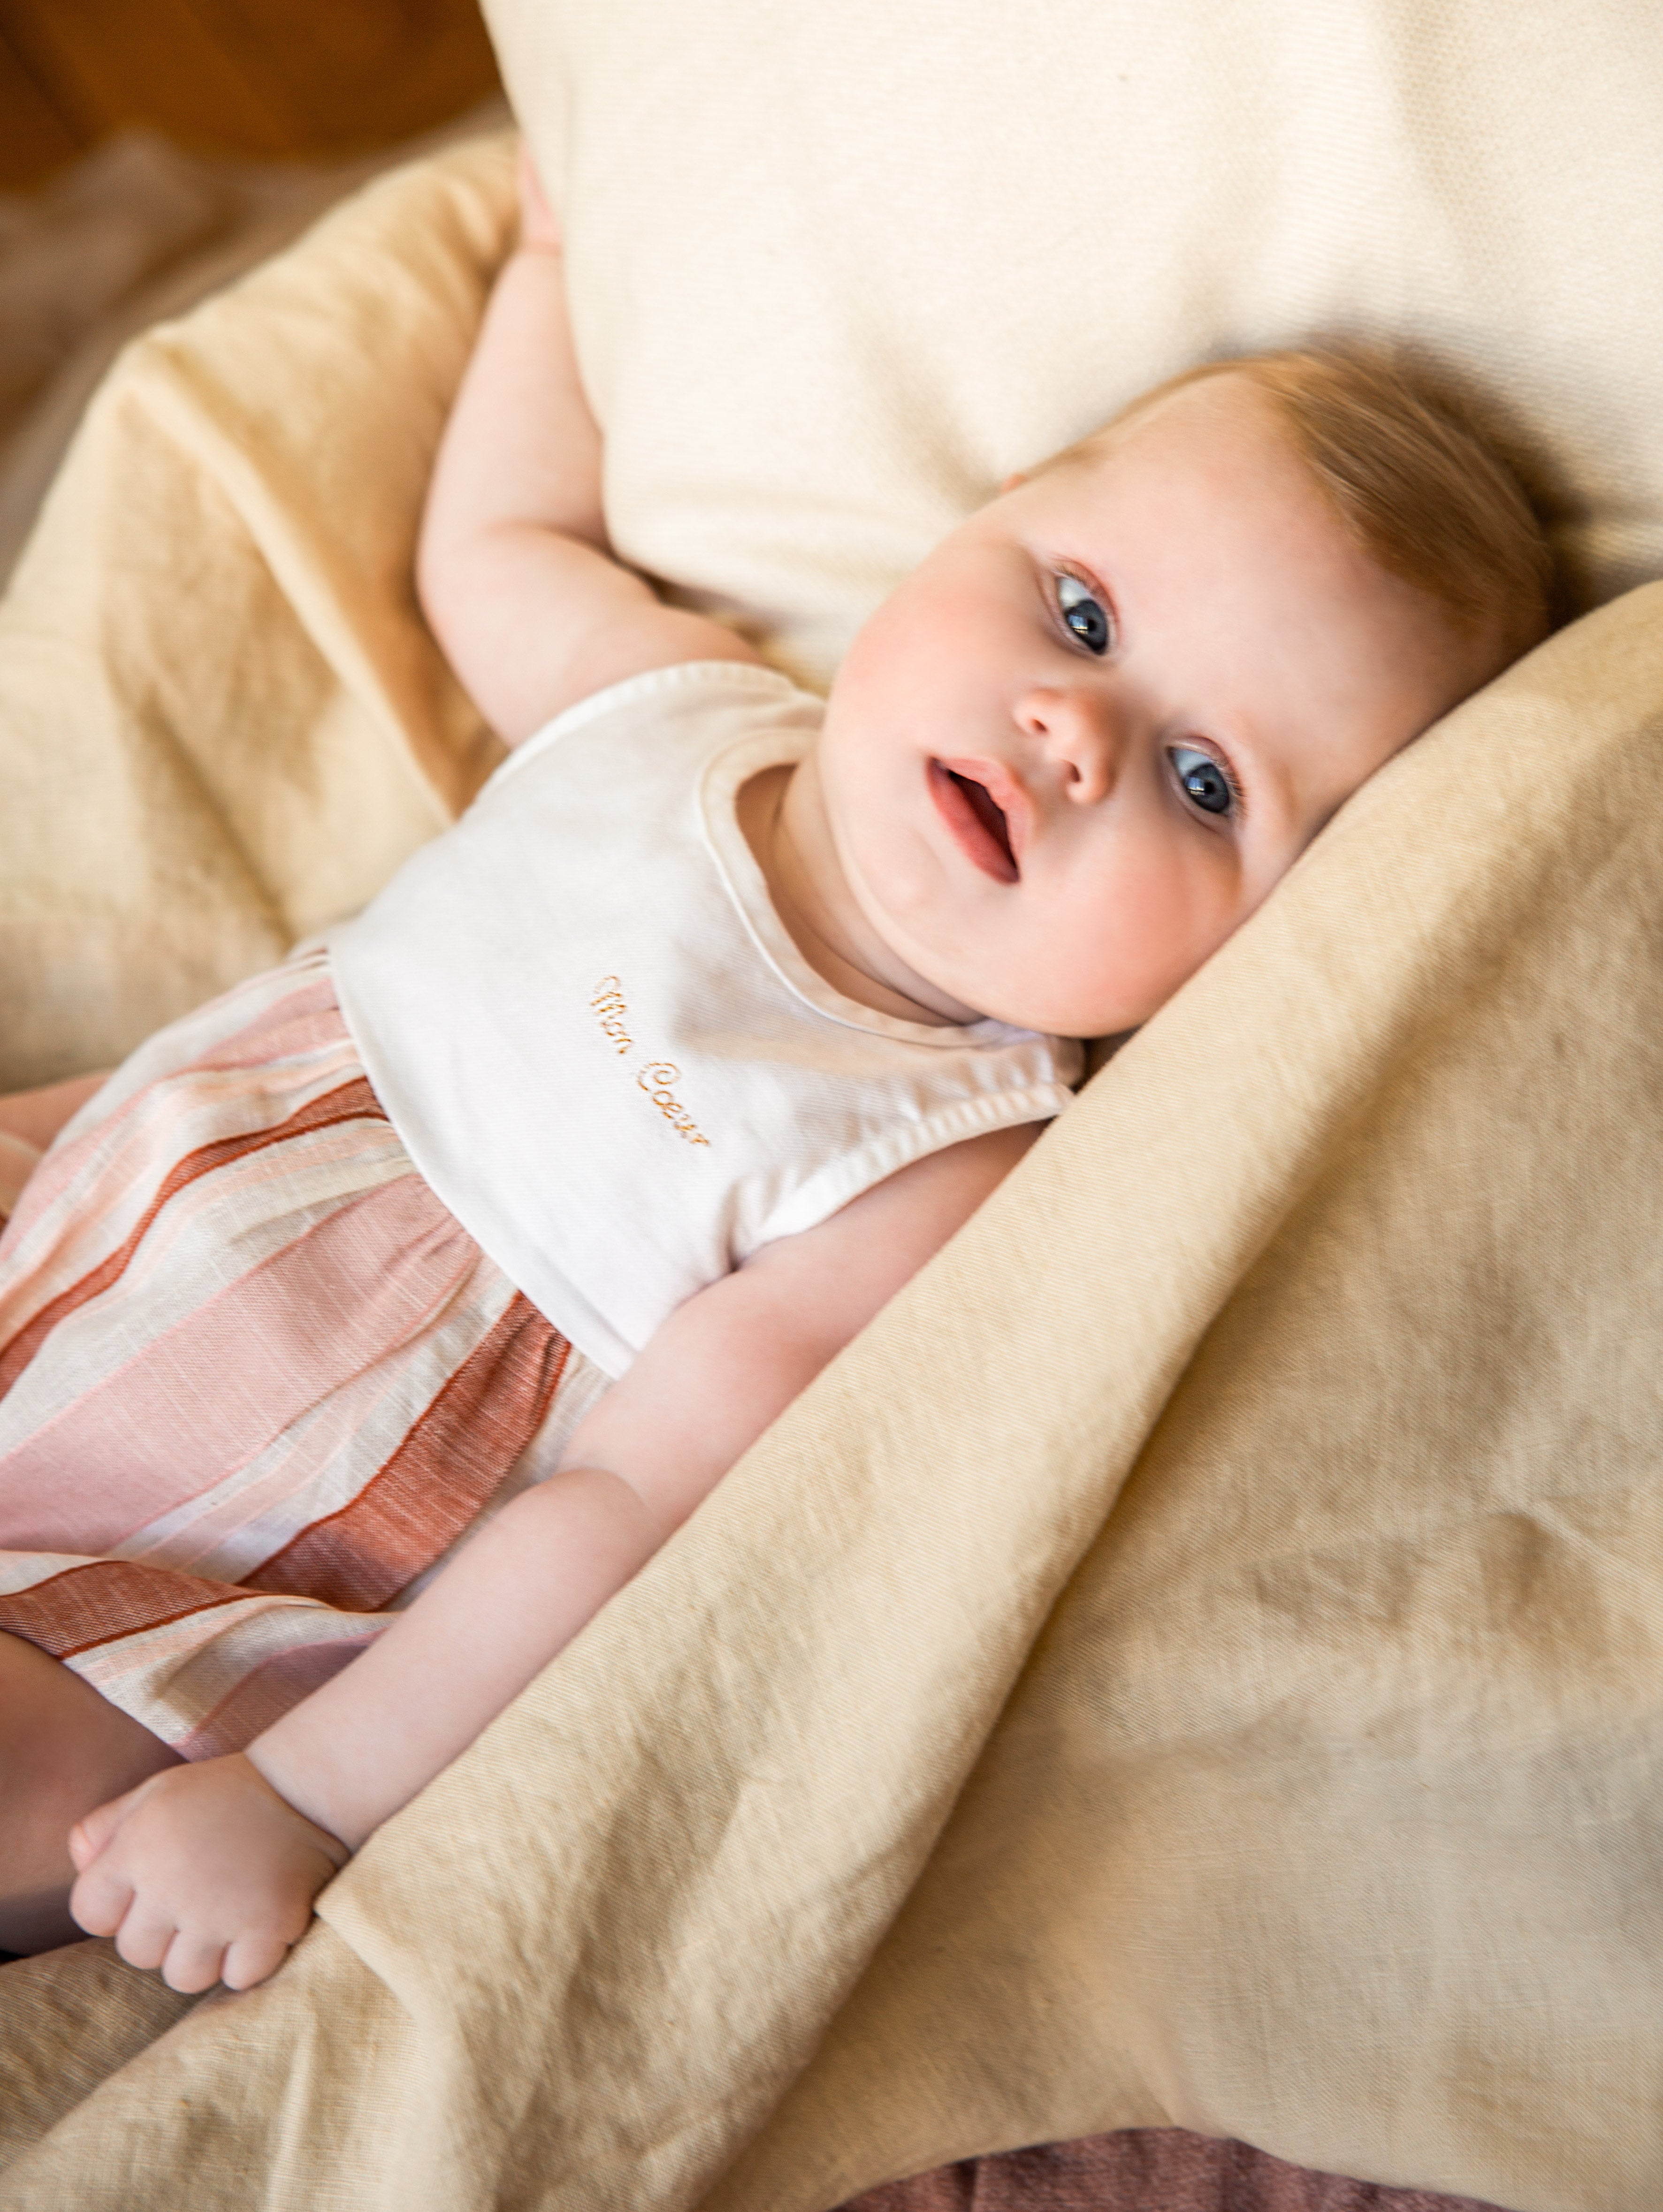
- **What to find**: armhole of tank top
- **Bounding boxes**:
[752,1084,1076,1249]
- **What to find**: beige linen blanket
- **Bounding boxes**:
[0,101,510,597]
[0,138,511,1095]
[4,2,1663,2200]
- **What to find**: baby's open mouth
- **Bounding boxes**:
[932,762,1020,883]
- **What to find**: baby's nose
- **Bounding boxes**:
[1018,686,1120,804]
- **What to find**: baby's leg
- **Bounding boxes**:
[0,1071,110,1217]
[0,1630,180,1954]
[0,1134,40,1217]
[0,1071,111,1153]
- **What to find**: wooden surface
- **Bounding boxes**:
[0,0,500,189]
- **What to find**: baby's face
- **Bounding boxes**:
[815,375,1503,1036]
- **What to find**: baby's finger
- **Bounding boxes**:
[159,1928,230,1996]
[68,1788,131,1871]
[67,1858,134,1941]
[220,1929,294,1992]
[110,1902,178,1975]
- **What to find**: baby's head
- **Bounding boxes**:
[814,345,1554,1038]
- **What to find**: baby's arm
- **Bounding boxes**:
[417,149,762,747]
[68,1122,1038,1990]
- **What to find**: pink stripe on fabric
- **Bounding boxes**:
[0,968,353,1257]
[114,1308,472,1578]
[0,1170,484,1550]
[0,1076,388,1398]
[168,979,345,1076]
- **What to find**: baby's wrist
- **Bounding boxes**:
[240,1743,356,1861]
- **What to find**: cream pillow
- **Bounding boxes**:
[489,0,1663,689]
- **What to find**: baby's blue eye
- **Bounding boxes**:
[1170,744,1235,817]
[1055,573,1111,655]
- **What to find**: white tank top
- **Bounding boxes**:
[330,661,1081,1376]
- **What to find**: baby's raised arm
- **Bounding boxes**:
[66,1123,1036,1990]
[416,148,761,746]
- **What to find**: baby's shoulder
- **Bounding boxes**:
[745,1120,1041,1293]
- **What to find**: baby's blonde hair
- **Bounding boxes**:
[1048,344,1556,664]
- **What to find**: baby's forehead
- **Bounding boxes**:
[1017,390,1334,573]
[1089,373,1291,475]
[1021,377,1305,535]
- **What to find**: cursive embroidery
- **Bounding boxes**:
[589,978,711,1147]
[636,1062,710,1148]
[589,976,633,1056]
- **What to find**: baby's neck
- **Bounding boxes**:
[736,761,971,1027]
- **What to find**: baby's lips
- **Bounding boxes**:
[936,754,1033,865]
[929,761,1021,883]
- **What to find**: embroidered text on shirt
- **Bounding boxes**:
[637,1062,710,1148]
[590,976,633,1056]
[591,977,710,1146]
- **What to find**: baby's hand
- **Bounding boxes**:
[68,1754,350,1993]
[516,142,562,253]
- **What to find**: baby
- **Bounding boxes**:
[0,153,1551,1991]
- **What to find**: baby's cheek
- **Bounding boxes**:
[1055,873,1228,1033]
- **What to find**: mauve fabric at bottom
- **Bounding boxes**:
[835,2131,1512,2212]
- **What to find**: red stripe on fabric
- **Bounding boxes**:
[246,1295,568,1613]
[0,1559,253,1661]
[0,1077,388,1400]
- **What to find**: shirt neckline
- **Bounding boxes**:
[698,712,1045,1052]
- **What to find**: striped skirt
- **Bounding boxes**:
[0,951,609,1760]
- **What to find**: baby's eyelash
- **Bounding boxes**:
[1212,751,1246,819]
